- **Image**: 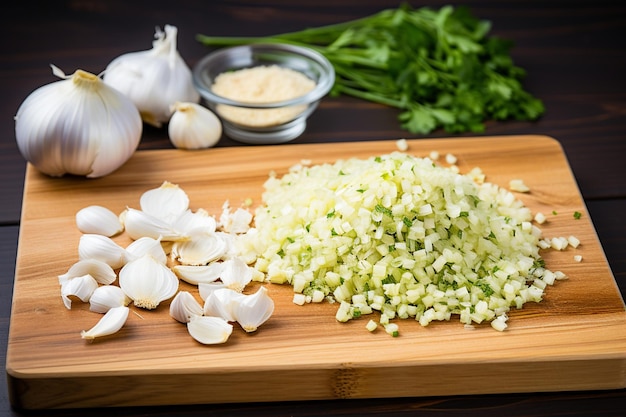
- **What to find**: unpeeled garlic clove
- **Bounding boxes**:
[171,230,227,266]
[168,102,222,150]
[89,285,131,313]
[76,205,124,237]
[187,315,232,345]
[203,287,245,322]
[234,286,274,333]
[119,254,179,310]
[78,234,129,269]
[198,281,226,301]
[125,236,167,264]
[123,207,188,241]
[169,291,204,323]
[81,305,130,340]
[172,263,224,285]
[58,258,117,285]
[140,181,189,224]
[60,274,99,309]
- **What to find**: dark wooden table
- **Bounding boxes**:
[2,1,625,416]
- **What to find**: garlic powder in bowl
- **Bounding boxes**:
[211,65,316,128]
[193,43,335,144]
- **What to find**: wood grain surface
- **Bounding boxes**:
[6,135,626,410]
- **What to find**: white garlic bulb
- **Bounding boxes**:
[168,102,222,149]
[103,25,200,127]
[14,65,142,178]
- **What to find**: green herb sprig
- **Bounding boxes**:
[197,4,544,135]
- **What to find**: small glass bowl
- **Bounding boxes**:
[192,43,335,144]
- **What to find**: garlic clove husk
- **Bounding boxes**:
[15,65,142,178]
[125,236,167,264]
[58,258,117,285]
[198,281,227,301]
[140,181,189,224]
[78,234,129,270]
[119,254,179,310]
[171,230,227,266]
[168,102,222,150]
[172,208,217,235]
[233,286,274,333]
[203,287,245,322]
[123,207,188,241]
[220,257,253,292]
[103,25,199,128]
[60,274,99,309]
[219,203,253,234]
[169,291,204,324]
[172,263,224,285]
[76,205,124,237]
[89,285,132,313]
[187,315,233,345]
[81,305,130,340]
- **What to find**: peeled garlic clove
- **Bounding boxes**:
[234,286,274,333]
[220,257,253,292]
[173,208,217,235]
[103,25,199,128]
[78,234,129,269]
[119,254,179,310]
[76,205,124,237]
[169,291,204,324]
[60,274,99,309]
[89,285,131,313]
[81,306,130,340]
[125,236,167,264]
[140,181,189,224]
[168,102,222,150]
[187,315,232,345]
[58,258,117,285]
[172,263,224,285]
[203,287,245,322]
[171,230,227,266]
[123,207,188,241]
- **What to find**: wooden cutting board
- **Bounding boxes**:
[7,135,626,410]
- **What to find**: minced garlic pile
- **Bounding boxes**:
[212,65,316,127]
[241,152,568,333]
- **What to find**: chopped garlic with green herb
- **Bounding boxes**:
[244,152,564,331]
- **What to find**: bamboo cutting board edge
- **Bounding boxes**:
[6,134,626,409]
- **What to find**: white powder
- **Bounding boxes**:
[211,65,316,127]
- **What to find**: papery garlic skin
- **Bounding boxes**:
[60,274,99,310]
[81,306,130,340]
[170,291,204,324]
[58,258,117,285]
[103,25,199,127]
[168,102,222,149]
[15,66,142,178]
[140,181,189,224]
[76,205,124,237]
[119,254,179,310]
[187,315,233,345]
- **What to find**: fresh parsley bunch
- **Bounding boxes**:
[198,4,544,135]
